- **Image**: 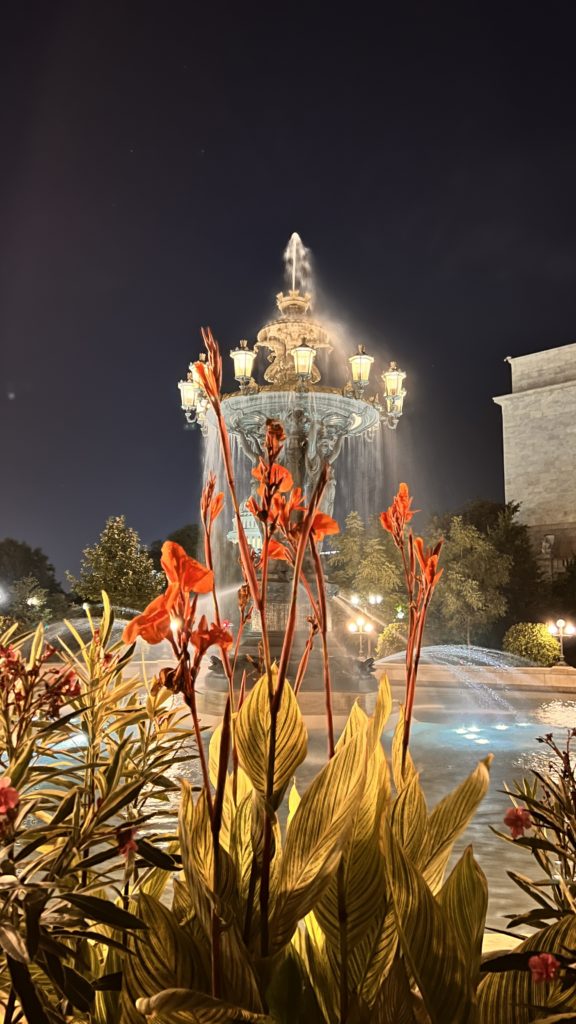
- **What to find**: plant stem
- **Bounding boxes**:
[184,656,213,818]
[337,859,349,1023]
[311,537,335,759]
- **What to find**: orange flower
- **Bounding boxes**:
[268,538,292,561]
[252,460,293,500]
[380,482,417,544]
[413,536,443,589]
[201,473,224,525]
[311,512,340,542]
[122,583,179,644]
[194,327,222,401]
[161,541,214,593]
[191,614,234,655]
[209,491,224,522]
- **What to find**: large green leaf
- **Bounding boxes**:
[437,846,488,984]
[372,957,419,1023]
[270,728,367,953]
[315,742,388,950]
[477,915,576,1024]
[391,706,417,794]
[235,670,307,809]
[382,821,475,1024]
[120,894,200,1024]
[135,987,272,1021]
[390,772,428,864]
[421,755,492,891]
[179,783,237,916]
[346,904,399,1009]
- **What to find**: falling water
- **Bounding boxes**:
[334,424,402,526]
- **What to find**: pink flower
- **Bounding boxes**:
[528,953,560,983]
[116,826,138,858]
[0,777,20,814]
[504,806,532,839]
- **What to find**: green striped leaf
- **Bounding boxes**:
[135,988,272,1021]
[382,821,474,1024]
[120,895,200,1024]
[315,742,388,950]
[391,706,417,793]
[390,772,427,864]
[422,755,492,891]
[368,673,393,750]
[236,670,307,810]
[271,728,367,953]
[437,846,488,983]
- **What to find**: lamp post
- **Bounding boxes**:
[230,339,256,392]
[291,339,316,388]
[348,345,374,398]
[348,615,374,657]
[547,618,575,665]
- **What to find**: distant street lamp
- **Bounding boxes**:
[368,593,383,607]
[350,594,361,606]
[547,618,575,665]
[348,615,374,657]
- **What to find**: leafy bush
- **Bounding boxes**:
[478,730,576,1017]
[503,622,561,666]
[0,600,194,1022]
[375,621,405,658]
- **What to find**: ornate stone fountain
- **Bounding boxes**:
[178,233,407,636]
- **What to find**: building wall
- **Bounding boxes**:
[494,343,576,567]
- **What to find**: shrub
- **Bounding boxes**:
[375,621,406,658]
[503,621,561,666]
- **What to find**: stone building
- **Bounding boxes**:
[493,342,576,576]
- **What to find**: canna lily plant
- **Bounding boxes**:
[116,329,498,1024]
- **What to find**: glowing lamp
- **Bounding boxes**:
[348,622,358,633]
[349,345,374,388]
[547,622,558,635]
[364,622,374,633]
[368,593,383,605]
[350,594,360,606]
[230,339,256,386]
[291,340,316,380]
[382,361,407,418]
[178,377,199,411]
[566,623,576,636]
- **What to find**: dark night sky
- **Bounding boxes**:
[2,2,576,582]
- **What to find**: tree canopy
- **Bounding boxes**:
[0,538,62,593]
[67,515,163,610]
[149,523,199,572]
[427,515,511,645]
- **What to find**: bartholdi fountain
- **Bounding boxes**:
[178,233,406,644]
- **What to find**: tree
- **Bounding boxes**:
[67,516,163,611]
[7,576,53,629]
[375,621,406,659]
[352,538,402,617]
[428,515,511,646]
[149,523,199,572]
[503,622,560,666]
[0,538,63,593]
[328,511,365,588]
[459,500,543,631]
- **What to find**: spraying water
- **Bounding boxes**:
[283,232,314,295]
